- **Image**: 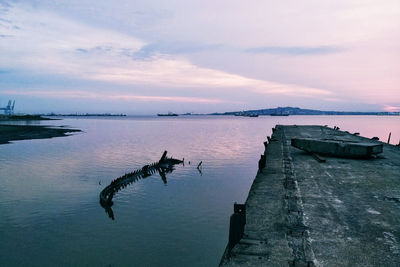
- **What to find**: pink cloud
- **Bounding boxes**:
[2,90,224,104]
[384,105,400,112]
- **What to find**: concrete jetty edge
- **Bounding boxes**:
[220,125,400,266]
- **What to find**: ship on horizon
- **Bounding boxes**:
[157,112,178,117]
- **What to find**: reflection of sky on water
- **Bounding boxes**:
[0,115,399,266]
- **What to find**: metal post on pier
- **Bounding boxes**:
[228,203,246,253]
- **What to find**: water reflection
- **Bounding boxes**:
[197,161,203,176]
[2,116,399,267]
[99,151,183,220]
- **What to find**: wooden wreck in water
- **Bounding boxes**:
[99,151,183,220]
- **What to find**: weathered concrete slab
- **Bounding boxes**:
[291,138,383,158]
[220,125,400,266]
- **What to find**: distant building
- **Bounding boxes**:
[0,100,15,115]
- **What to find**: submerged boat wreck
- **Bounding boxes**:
[99,151,183,220]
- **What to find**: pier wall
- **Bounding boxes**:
[220,125,400,266]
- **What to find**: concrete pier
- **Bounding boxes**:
[220,125,400,266]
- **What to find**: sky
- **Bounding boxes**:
[0,0,399,114]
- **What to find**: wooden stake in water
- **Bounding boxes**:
[388,132,392,144]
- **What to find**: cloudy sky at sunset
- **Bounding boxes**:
[0,0,399,114]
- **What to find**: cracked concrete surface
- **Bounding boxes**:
[220,125,400,266]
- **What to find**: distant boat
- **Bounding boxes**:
[234,112,258,117]
[270,113,289,116]
[157,112,178,117]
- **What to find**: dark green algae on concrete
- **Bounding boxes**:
[220,125,400,266]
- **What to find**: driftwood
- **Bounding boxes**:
[99,151,183,220]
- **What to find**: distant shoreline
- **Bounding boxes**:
[44,113,126,117]
[0,115,56,121]
[210,106,400,116]
[210,113,400,116]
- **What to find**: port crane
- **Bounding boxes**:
[0,100,15,115]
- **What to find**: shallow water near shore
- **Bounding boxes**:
[0,115,399,266]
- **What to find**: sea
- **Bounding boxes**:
[0,115,399,267]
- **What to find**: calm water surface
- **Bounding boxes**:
[0,115,399,266]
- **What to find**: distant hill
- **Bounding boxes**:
[210,107,400,116]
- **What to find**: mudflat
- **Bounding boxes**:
[0,124,80,145]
